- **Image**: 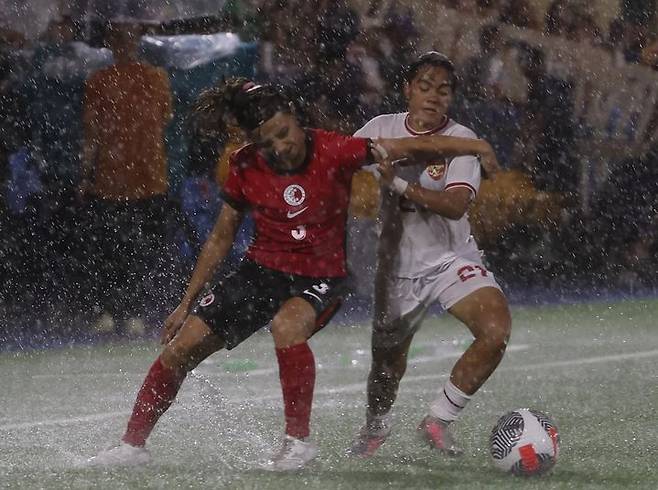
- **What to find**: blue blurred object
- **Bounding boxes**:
[5,148,42,215]
[177,175,253,267]
[141,33,248,70]
[139,33,257,192]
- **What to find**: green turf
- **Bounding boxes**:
[2,299,658,489]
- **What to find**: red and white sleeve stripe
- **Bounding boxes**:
[445,181,477,197]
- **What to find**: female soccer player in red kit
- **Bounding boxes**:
[87,77,499,471]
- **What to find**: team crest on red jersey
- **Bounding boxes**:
[426,163,446,181]
[283,184,306,206]
[199,293,215,307]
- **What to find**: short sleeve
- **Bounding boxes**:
[445,156,480,198]
[326,132,370,174]
[445,126,481,198]
[220,154,249,211]
[353,118,379,138]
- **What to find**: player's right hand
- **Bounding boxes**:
[477,140,500,178]
[161,302,190,345]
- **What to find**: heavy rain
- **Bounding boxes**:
[1,0,657,488]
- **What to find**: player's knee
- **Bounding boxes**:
[160,344,197,374]
[270,316,308,347]
[372,349,407,381]
[482,318,511,353]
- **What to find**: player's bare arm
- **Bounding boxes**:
[374,135,499,176]
[161,204,243,344]
[377,157,472,220]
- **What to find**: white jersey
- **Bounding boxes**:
[354,112,481,279]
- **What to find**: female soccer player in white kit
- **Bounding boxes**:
[348,52,512,457]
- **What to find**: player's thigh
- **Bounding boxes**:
[193,260,285,350]
[271,275,346,347]
[162,314,225,371]
[448,287,511,341]
[270,297,318,348]
[372,275,430,351]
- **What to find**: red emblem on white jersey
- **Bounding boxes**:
[426,164,446,181]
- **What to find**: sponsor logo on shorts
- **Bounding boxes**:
[200,293,215,307]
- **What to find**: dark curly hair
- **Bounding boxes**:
[191,77,292,137]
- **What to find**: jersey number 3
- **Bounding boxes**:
[291,225,306,240]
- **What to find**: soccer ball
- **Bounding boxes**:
[489,408,559,476]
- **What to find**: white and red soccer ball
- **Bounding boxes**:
[490,408,560,476]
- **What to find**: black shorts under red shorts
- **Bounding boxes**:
[192,259,346,350]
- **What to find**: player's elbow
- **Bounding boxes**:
[443,207,467,220]
[441,189,472,220]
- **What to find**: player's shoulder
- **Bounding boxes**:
[444,120,478,139]
[354,112,407,137]
[229,143,258,169]
[308,128,364,151]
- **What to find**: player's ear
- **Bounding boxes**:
[403,81,411,101]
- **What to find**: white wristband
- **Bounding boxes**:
[372,142,389,160]
[390,176,409,195]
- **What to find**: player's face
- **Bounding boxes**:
[252,111,307,171]
[404,66,454,129]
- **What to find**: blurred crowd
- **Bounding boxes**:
[2,0,658,344]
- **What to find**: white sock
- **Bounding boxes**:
[429,379,471,423]
[366,409,392,434]
[366,409,391,423]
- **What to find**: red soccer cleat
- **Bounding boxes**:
[417,415,463,456]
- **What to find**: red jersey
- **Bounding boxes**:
[222,129,370,277]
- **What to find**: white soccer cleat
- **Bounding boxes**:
[261,435,319,471]
[84,442,151,468]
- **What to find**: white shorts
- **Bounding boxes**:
[372,255,502,349]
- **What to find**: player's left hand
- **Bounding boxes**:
[161,302,190,344]
[377,156,395,186]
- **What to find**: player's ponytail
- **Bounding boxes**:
[193,77,293,133]
[190,76,254,145]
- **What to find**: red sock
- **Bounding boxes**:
[122,356,186,447]
[276,342,316,439]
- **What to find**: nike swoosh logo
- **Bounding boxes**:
[287,206,308,218]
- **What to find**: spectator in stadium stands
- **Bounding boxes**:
[29,15,84,198]
[498,0,539,29]
[460,24,506,103]
[640,35,658,70]
[604,18,628,65]
[85,77,499,471]
[621,19,650,64]
[79,20,173,335]
[515,42,577,197]
[544,0,569,36]
[314,0,360,64]
[459,24,519,163]
[256,0,310,84]
[442,0,499,19]
[0,37,38,321]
